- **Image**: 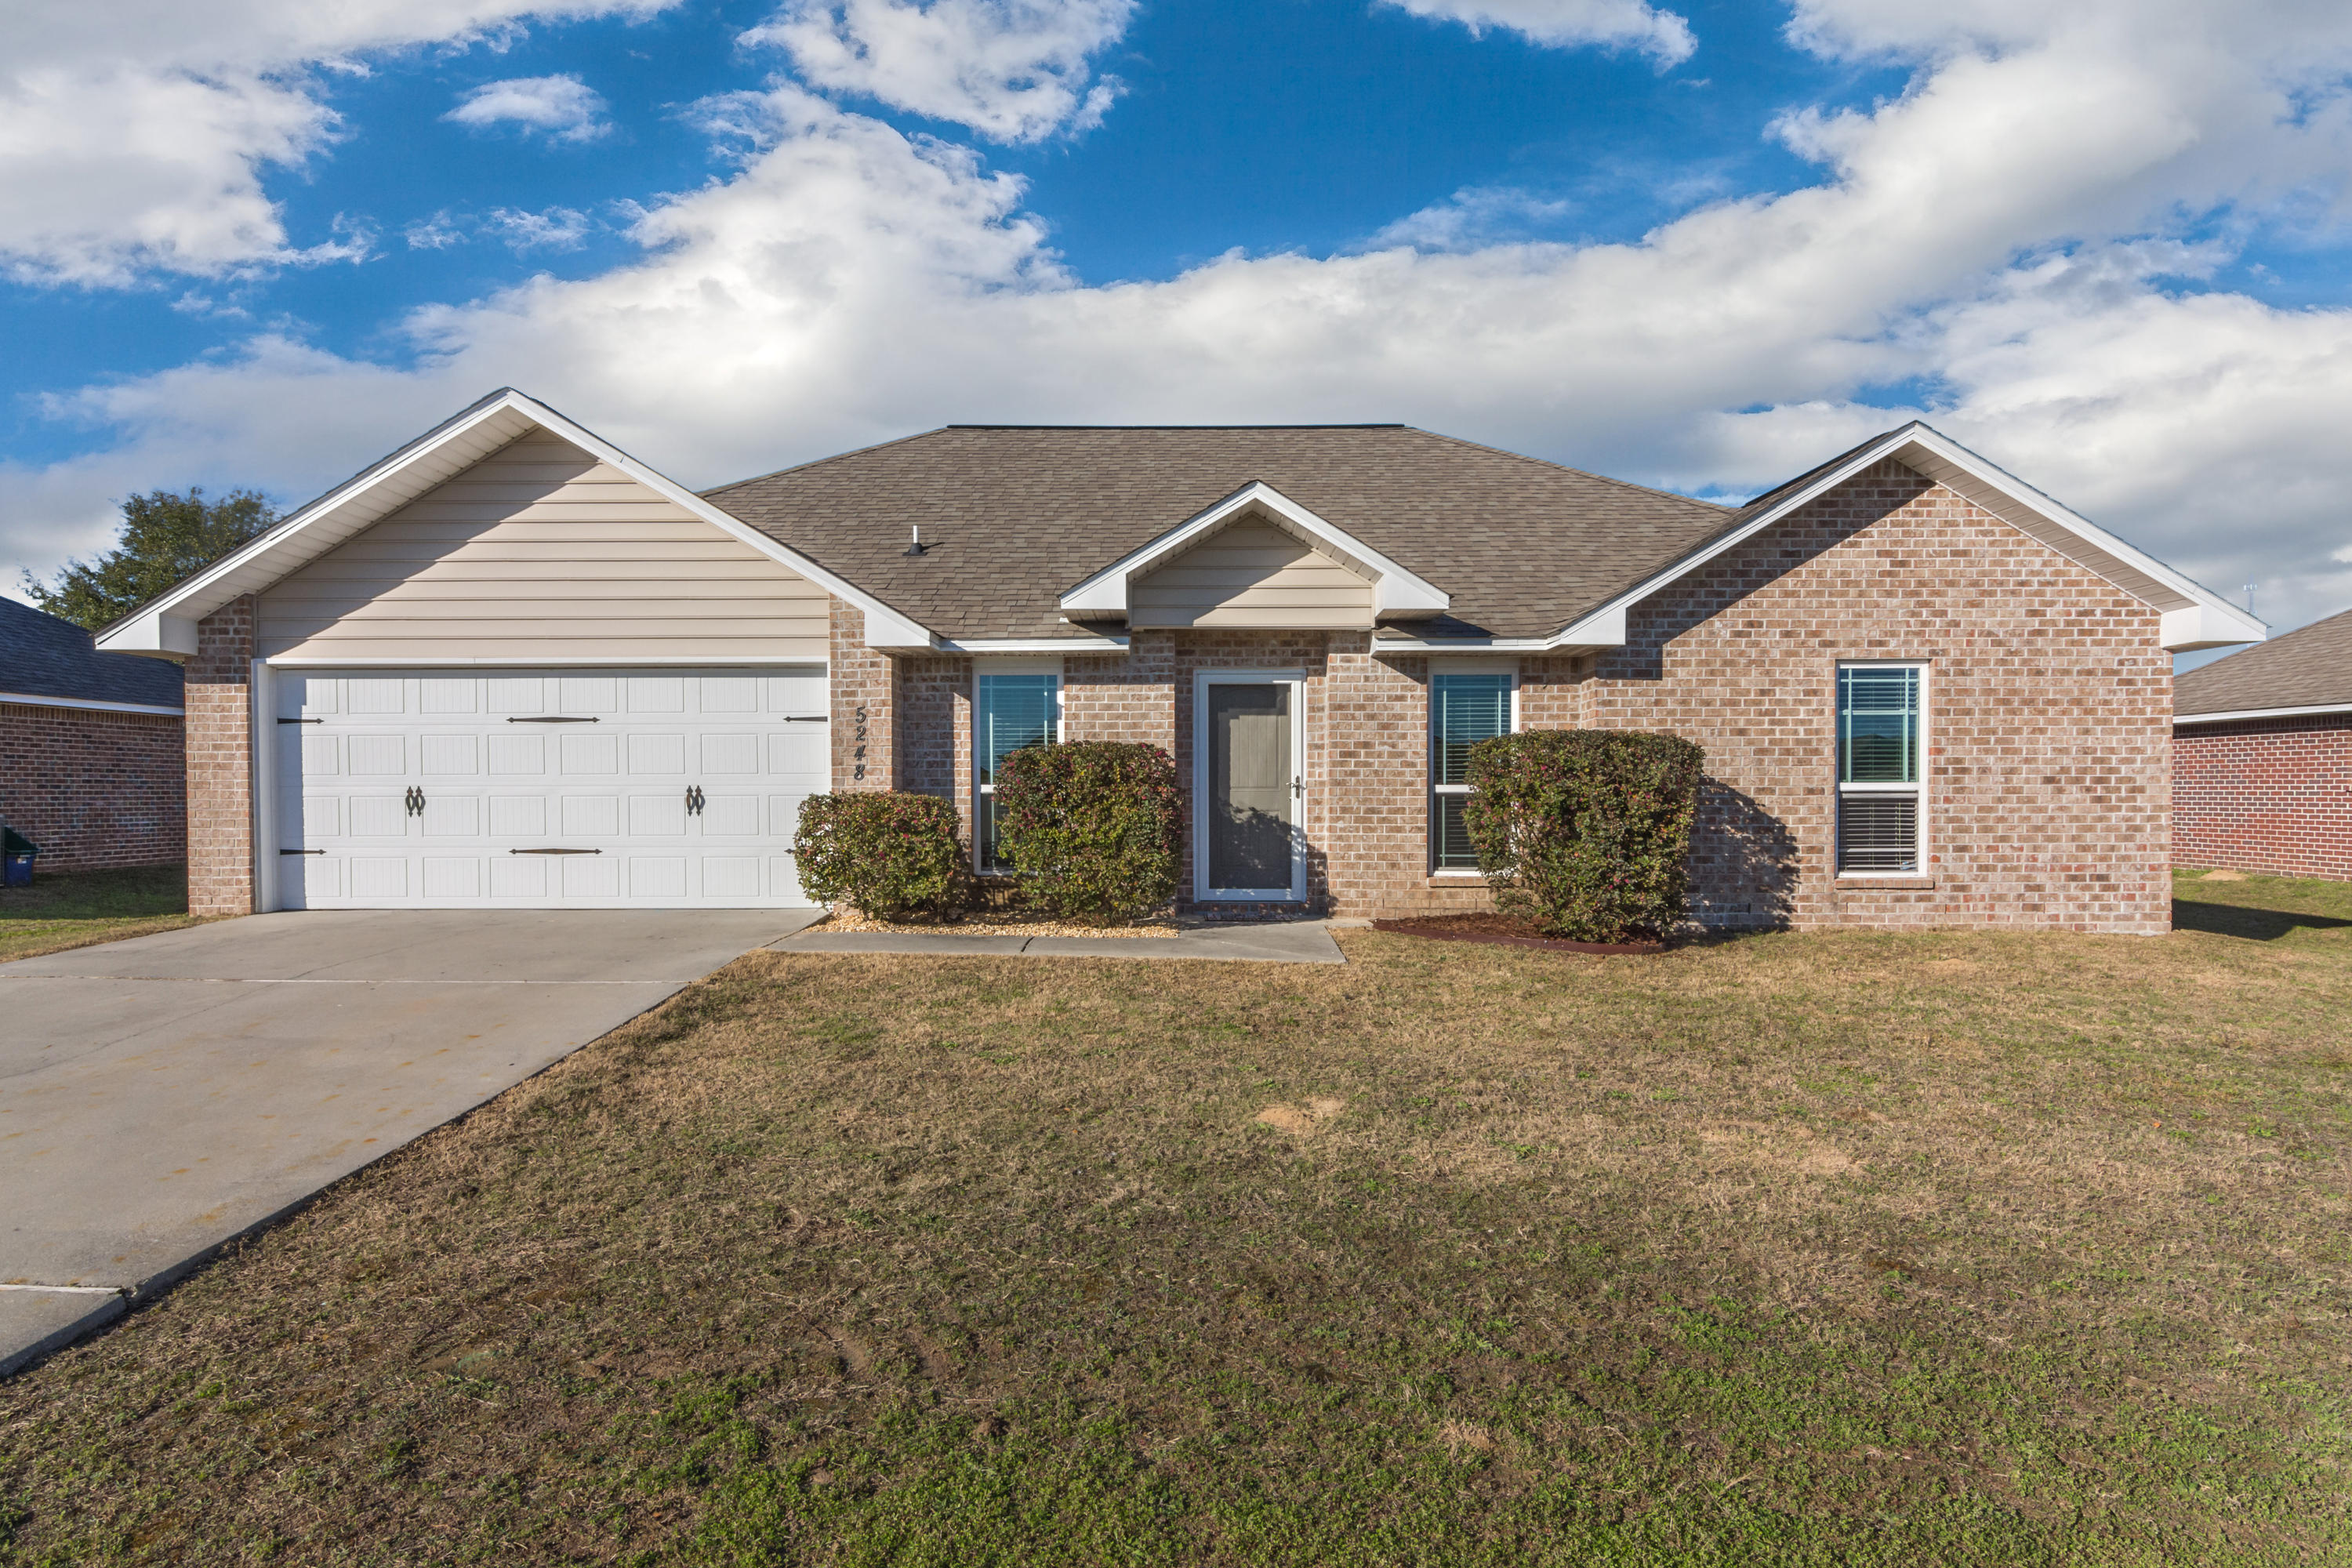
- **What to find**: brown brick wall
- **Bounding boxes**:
[2173,714,2352,880]
[0,702,185,872]
[1581,459,2172,933]
[186,597,256,916]
[828,598,895,793]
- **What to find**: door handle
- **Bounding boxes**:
[405,786,426,817]
[685,785,706,815]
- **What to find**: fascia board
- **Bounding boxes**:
[0,691,185,717]
[2174,701,2352,725]
[941,635,1130,654]
[1059,481,1450,618]
[93,389,532,652]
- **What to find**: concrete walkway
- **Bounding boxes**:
[771,919,1347,964]
[0,907,818,1376]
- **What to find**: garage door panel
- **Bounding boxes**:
[349,794,409,837]
[488,733,545,775]
[278,665,823,908]
[424,857,481,898]
[561,731,619,774]
[421,734,478,775]
[347,677,407,714]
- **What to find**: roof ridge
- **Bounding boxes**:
[1399,426,1737,515]
[701,426,962,497]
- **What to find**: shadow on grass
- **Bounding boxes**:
[2173,898,2352,941]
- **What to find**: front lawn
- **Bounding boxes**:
[2,875,2348,1563]
[0,864,195,964]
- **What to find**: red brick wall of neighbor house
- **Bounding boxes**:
[2174,714,2352,880]
[0,702,185,872]
[186,596,257,916]
[1578,459,2172,933]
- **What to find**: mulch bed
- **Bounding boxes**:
[1370,913,1666,956]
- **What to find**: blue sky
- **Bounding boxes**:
[6,0,2352,660]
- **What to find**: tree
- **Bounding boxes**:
[21,488,277,631]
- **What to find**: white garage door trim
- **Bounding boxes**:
[258,664,827,910]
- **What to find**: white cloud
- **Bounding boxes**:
[446,74,612,140]
[0,1,673,286]
[1367,187,1577,252]
[405,212,467,249]
[15,0,2352,640]
[741,0,1133,142]
[483,205,597,251]
[1379,0,1696,65]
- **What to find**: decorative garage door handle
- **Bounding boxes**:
[279,848,324,855]
[404,786,425,816]
[782,715,826,722]
[276,717,322,724]
[506,716,599,723]
[685,785,706,815]
[510,848,601,855]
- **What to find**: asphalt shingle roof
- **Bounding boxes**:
[2176,604,2352,717]
[702,426,1741,641]
[0,597,185,709]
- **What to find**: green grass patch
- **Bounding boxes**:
[2,871,2348,1563]
[0,864,194,962]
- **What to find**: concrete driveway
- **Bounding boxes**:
[0,908,816,1374]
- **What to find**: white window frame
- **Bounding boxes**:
[1835,660,1929,878]
[1192,666,1309,903]
[974,658,1064,875]
[1429,659,1519,877]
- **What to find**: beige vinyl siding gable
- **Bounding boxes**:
[1129,516,1375,630]
[259,431,829,661]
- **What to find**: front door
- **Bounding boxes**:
[1197,673,1305,902]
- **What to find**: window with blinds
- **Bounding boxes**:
[1431,671,1512,871]
[1836,664,1922,873]
[975,672,1059,871]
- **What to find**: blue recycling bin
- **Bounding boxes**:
[2,826,35,887]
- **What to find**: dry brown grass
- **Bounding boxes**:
[2,874,2350,1564]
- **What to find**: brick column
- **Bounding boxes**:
[829,598,895,791]
[186,596,256,916]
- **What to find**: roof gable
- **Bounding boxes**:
[2176,604,2352,720]
[93,389,930,659]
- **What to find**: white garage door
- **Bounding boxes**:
[271,668,827,909]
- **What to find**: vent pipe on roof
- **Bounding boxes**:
[906,524,928,557]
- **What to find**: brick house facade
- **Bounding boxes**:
[96,390,2261,927]
[2172,605,2352,882]
[0,597,187,875]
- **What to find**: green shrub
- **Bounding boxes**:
[993,742,1181,925]
[1461,728,1705,942]
[793,791,972,923]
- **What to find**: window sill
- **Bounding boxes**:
[1427,872,1489,885]
[1835,875,1936,891]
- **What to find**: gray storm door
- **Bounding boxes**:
[1200,676,1305,899]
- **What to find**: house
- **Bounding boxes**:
[2,596,186,873]
[94,389,2262,931]
[2174,605,2352,881]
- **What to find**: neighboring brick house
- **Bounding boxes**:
[2174,606,2352,881]
[1,597,186,873]
[97,388,2261,929]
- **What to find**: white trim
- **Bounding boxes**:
[263,655,830,668]
[1377,423,2264,655]
[971,655,1066,677]
[2174,701,2352,726]
[1835,660,1929,876]
[1192,667,1309,903]
[93,387,942,658]
[1061,481,1449,625]
[955,635,1127,655]
[0,691,183,717]
[252,659,278,914]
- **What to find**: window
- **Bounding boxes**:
[1836,664,1923,873]
[975,671,1059,871]
[1431,670,1513,871]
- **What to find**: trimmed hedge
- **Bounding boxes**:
[1461,728,1705,942]
[793,791,971,922]
[993,741,1181,925]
